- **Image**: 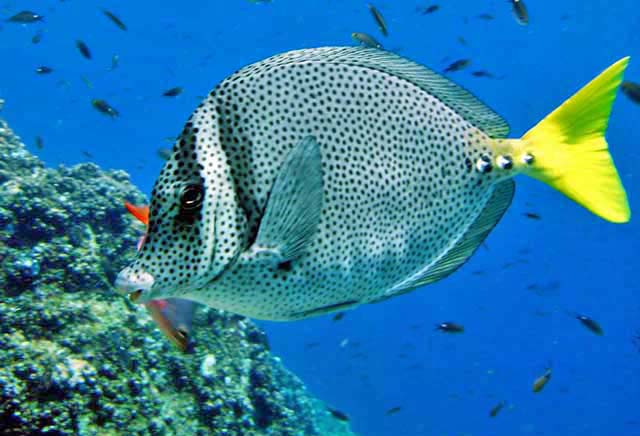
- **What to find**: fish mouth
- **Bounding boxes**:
[114,267,154,303]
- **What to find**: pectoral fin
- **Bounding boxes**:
[249,136,323,264]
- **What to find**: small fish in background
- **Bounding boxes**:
[304,341,320,350]
[478,13,495,21]
[327,406,350,422]
[31,31,43,44]
[457,36,468,46]
[351,32,383,49]
[385,406,402,416]
[76,40,92,60]
[523,212,541,220]
[435,322,464,333]
[568,312,604,336]
[332,312,345,321]
[444,59,471,73]
[489,401,506,417]
[91,99,119,117]
[81,150,94,159]
[511,0,529,26]
[157,147,172,160]
[35,136,44,150]
[6,11,44,23]
[532,366,552,393]
[417,5,440,15]
[35,66,53,75]
[368,4,388,36]
[81,76,94,89]
[162,87,183,97]
[472,70,495,79]
[110,54,120,71]
[621,81,640,104]
[102,9,127,31]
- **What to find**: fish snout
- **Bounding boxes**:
[115,267,154,303]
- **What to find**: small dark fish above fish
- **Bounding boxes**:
[157,147,173,160]
[7,11,44,24]
[489,401,505,417]
[332,312,345,321]
[444,59,471,73]
[76,40,92,60]
[35,66,53,75]
[162,87,183,97]
[523,212,541,220]
[385,406,402,416]
[418,5,440,15]
[621,81,640,104]
[368,4,388,37]
[435,322,464,333]
[511,0,529,26]
[351,32,383,49]
[102,9,127,31]
[472,70,495,79]
[571,313,604,336]
[327,406,349,422]
[35,136,44,150]
[91,99,119,117]
[532,366,552,393]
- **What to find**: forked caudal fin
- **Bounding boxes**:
[515,57,631,223]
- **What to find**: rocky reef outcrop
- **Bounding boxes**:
[0,115,354,436]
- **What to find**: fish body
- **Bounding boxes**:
[444,59,471,73]
[436,322,465,333]
[76,40,92,60]
[489,401,505,417]
[116,47,631,321]
[574,313,604,335]
[102,9,127,31]
[511,0,529,26]
[7,11,43,23]
[91,99,118,117]
[162,87,183,97]
[368,4,388,36]
[351,32,383,49]
[35,66,53,75]
[532,367,552,393]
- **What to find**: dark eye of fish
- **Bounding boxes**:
[180,184,204,212]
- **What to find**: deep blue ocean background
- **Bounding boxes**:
[1,0,639,435]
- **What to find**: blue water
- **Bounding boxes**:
[1,0,639,435]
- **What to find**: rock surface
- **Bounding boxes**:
[0,116,355,436]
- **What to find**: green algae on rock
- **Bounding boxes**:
[0,116,356,436]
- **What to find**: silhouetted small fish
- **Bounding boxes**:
[621,81,640,104]
[511,0,529,26]
[31,31,43,44]
[76,40,92,59]
[444,59,471,73]
[368,4,388,36]
[7,11,44,23]
[35,66,53,75]
[478,13,495,21]
[418,5,439,15]
[385,406,402,415]
[304,342,320,350]
[571,313,604,336]
[435,322,464,333]
[332,312,345,321]
[523,212,541,220]
[35,136,44,150]
[102,9,127,31]
[489,401,505,417]
[162,87,183,97]
[327,406,349,422]
[82,150,94,159]
[457,36,468,46]
[111,54,120,71]
[81,76,94,89]
[91,99,119,117]
[532,366,552,393]
[157,148,172,160]
[472,70,495,78]
[351,32,383,49]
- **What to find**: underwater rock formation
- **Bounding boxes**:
[0,116,355,436]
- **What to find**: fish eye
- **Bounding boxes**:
[180,184,204,212]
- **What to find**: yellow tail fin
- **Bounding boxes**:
[519,57,630,223]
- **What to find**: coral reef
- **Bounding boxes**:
[0,116,355,436]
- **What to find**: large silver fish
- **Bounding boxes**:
[116,47,630,321]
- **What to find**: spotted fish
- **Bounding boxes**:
[115,47,631,321]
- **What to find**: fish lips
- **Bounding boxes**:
[114,266,155,304]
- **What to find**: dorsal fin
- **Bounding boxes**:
[375,180,515,301]
[249,47,509,138]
